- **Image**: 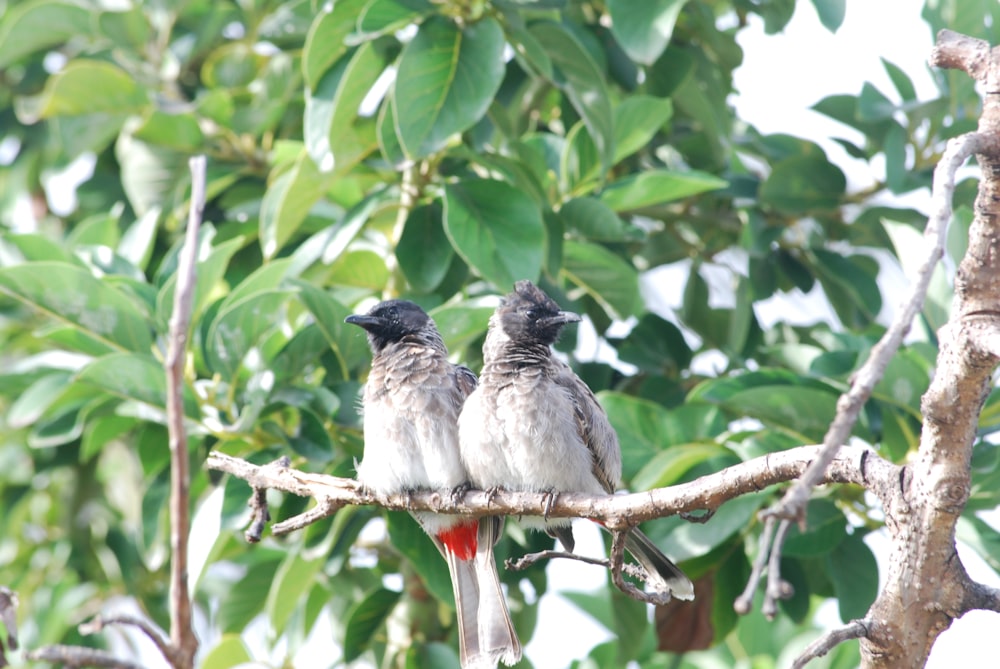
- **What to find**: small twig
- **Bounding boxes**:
[734,516,776,615]
[25,645,144,669]
[679,508,715,524]
[791,619,871,669]
[505,549,611,571]
[608,530,673,606]
[762,519,794,619]
[79,614,172,664]
[164,155,207,668]
[272,498,343,536]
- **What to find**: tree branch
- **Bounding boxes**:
[206,445,894,529]
[78,615,173,666]
[25,645,144,669]
[791,620,871,669]
[163,156,206,669]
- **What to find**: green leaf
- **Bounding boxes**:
[613,313,692,372]
[26,60,146,119]
[858,82,896,121]
[782,499,848,557]
[354,0,434,42]
[443,179,544,290]
[429,304,494,354]
[132,110,204,152]
[118,209,160,272]
[613,95,673,163]
[266,552,325,636]
[206,289,291,378]
[561,240,639,319]
[530,21,615,173]
[201,635,252,669]
[156,236,245,328]
[607,0,689,65]
[599,169,727,212]
[759,156,846,213]
[7,372,73,429]
[810,0,846,32]
[116,127,189,217]
[632,443,733,491]
[305,42,385,173]
[285,408,335,463]
[201,42,266,89]
[344,588,403,662]
[689,370,841,442]
[882,57,917,102]
[657,491,769,561]
[826,533,878,621]
[0,262,153,353]
[394,16,505,158]
[957,516,1000,572]
[293,281,371,377]
[600,392,726,481]
[77,352,201,419]
[328,249,390,289]
[260,150,328,259]
[398,202,454,293]
[559,197,629,241]
[218,557,283,633]
[0,0,92,68]
[811,249,882,326]
[302,0,368,90]
[386,512,453,606]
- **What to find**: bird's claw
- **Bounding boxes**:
[449,481,472,503]
[541,488,559,518]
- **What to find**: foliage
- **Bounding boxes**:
[0,0,998,667]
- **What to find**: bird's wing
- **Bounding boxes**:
[552,362,622,494]
[453,363,478,400]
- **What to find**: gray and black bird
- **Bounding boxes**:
[346,299,521,669]
[458,281,694,601]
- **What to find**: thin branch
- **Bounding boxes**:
[608,530,672,606]
[79,614,172,665]
[164,155,207,668]
[791,619,871,669]
[25,645,144,669]
[272,497,343,536]
[961,581,1000,615]
[762,519,793,619]
[505,549,611,571]
[206,445,896,527]
[734,516,776,615]
[767,132,982,526]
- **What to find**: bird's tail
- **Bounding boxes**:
[445,517,521,669]
[622,528,695,601]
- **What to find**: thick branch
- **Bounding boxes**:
[25,646,143,669]
[163,156,206,669]
[206,445,895,526]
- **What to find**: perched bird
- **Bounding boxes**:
[458,281,694,601]
[346,300,521,669]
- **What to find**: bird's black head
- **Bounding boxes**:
[496,280,581,346]
[345,299,439,354]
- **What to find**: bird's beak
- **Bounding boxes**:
[540,311,581,328]
[345,314,382,330]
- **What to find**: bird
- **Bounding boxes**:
[458,280,694,601]
[346,299,521,669]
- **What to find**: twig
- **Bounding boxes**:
[762,519,793,619]
[0,587,17,652]
[79,614,171,663]
[791,619,871,669]
[25,645,144,669]
[505,549,610,571]
[734,516,776,615]
[245,486,271,543]
[272,497,343,536]
[164,155,207,668]
[608,530,672,606]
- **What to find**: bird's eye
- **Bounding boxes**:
[525,308,539,320]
